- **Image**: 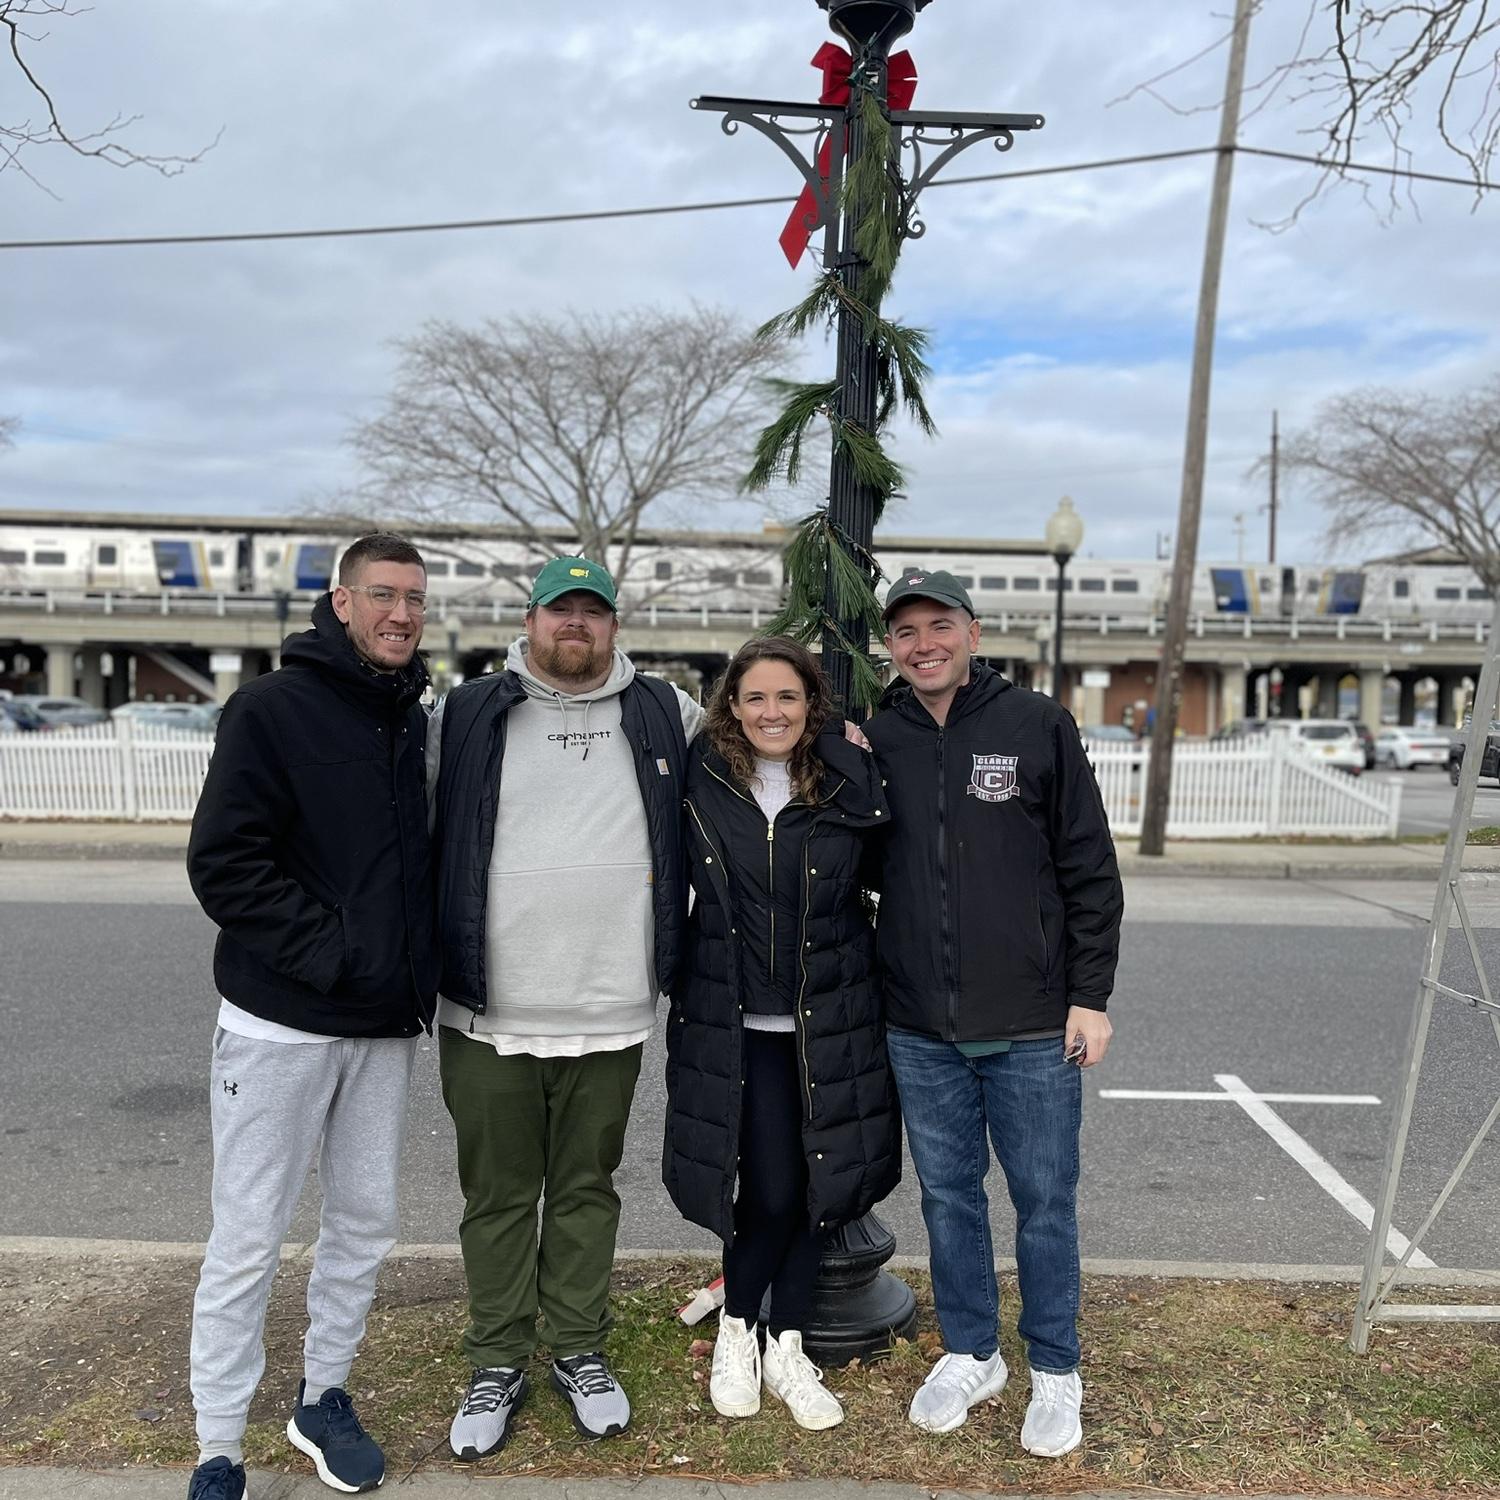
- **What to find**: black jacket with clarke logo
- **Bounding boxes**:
[186,595,439,1038]
[863,662,1123,1041]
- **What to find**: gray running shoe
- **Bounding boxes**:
[550,1351,630,1438]
[449,1366,528,1461]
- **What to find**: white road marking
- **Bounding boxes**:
[1213,1073,1436,1269]
[1101,1089,1381,1104]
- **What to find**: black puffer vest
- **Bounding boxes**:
[433,668,689,1012]
[663,731,902,1242]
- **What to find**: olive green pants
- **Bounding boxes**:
[439,1028,643,1369]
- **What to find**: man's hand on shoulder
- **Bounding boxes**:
[842,719,871,751]
[1064,1005,1113,1069]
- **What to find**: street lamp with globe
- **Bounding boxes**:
[1045,496,1084,703]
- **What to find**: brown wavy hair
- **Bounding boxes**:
[705,636,833,805]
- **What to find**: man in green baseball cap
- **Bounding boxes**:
[529,555,619,613]
[881,567,976,621]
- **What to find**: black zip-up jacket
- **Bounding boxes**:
[186,594,438,1037]
[863,662,1122,1041]
[432,669,689,1013]
[664,731,901,1241]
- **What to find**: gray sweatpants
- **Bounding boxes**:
[190,1027,418,1448]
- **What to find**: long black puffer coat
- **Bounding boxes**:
[663,729,901,1243]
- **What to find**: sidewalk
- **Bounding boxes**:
[0,1472,1340,1500]
[6,817,1500,880]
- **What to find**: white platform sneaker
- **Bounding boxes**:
[762,1330,844,1430]
[908,1350,1009,1433]
[709,1313,761,1418]
[1021,1367,1083,1456]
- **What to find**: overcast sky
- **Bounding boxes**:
[2,0,1496,565]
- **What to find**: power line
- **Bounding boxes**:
[0,143,1491,253]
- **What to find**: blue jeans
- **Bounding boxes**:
[886,1028,1081,1374]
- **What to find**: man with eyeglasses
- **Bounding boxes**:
[184,533,439,1500]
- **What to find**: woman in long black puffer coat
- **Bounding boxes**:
[663,636,900,1433]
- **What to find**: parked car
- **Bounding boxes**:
[1212,717,1270,741]
[1081,723,1137,742]
[1448,719,1500,786]
[1270,718,1365,774]
[0,699,45,732]
[1350,721,1377,769]
[111,700,218,732]
[1374,725,1454,771]
[10,693,108,728]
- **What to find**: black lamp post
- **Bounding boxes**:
[693,0,1046,1367]
[1045,496,1083,703]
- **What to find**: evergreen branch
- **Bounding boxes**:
[831,414,906,505]
[744,379,838,492]
[755,275,842,343]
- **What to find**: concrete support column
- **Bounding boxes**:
[1219,663,1247,729]
[210,651,244,704]
[1435,674,1459,727]
[1358,667,1385,729]
[77,647,105,708]
[1079,671,1107,728]
[45,645,77,698]
[1397,675,1418,725]
[1316,671,1341,718]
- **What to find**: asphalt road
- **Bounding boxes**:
[3,861,1497,1271]
[1367,762,1500,834]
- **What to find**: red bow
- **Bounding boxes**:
[778,42,918,269]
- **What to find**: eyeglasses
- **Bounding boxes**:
[344,584,428,614]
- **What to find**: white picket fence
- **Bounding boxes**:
[1082,732,1403,838]
[0,719,215,821]
[0,721,1403,836]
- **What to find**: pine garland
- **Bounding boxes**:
[745,45,934,709]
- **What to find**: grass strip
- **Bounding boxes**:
[1,1252,1497,1493]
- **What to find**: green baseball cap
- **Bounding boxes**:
[528,555,618,612]
[882,567,976,620]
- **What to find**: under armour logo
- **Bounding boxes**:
[223,1080,239,1096]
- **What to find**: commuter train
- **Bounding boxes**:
[0,510,1493,623]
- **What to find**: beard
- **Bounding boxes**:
[531,633,610,685]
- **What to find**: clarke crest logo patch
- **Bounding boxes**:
[967,753,1019,803]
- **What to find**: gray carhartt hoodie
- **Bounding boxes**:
[434,638,700,1044]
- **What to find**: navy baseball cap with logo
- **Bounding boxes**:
[881,568,976,621]
[528,556,618,612]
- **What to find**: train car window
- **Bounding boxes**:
[1305,578,1320,594]
[294,544,336,591]
[951,574,974,587]
[1436,587,1461,600]
[1013,576,1041,590]
[455,562,485,578]
[654,561,673,580]
[979,576,1007,590]
[33,550,66,566]
[708,567,736,585]
[745,569,772,585]
[262,551,279,570]
[490,562,523,580]
[1110,579,1140,593]
[1467,587,1492,601]
[1079,578,1106,592]
[1044,577,1073,591]
[426,560,451,576]
[1393,579,1410,598]
[96,545,118,566]
[0,549,25,564]
[208,549,225,568]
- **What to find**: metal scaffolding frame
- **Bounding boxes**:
[1351,598,1500,1352]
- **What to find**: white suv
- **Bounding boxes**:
[1270,719,1365,775]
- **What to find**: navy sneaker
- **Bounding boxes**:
[285,1381,385,1493]
[187,1456,246,1500]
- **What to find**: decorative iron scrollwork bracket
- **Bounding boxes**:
[891,108,1045,241]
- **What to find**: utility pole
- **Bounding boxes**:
[1138,0,1254,857]
[1267,408,1279,563]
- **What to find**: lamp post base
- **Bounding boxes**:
[760,1210,918,1366]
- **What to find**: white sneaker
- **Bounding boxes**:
[908,1350,1008,1433]
[1021,1367,1083,1456]
[709,1313,761,1418]
[762,1330,844,1430]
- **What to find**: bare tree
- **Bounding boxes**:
[351,306,791,607]
[1282,377,1500,584]
[1117,1,1500,223]
[3,0,212,195]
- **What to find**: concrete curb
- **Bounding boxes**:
[3,1236,1497,1289]
[0,1472,1344,1500]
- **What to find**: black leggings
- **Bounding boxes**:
[722,1028,822,1337]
